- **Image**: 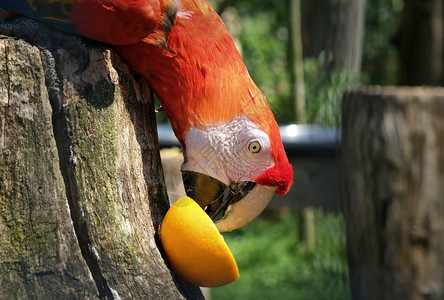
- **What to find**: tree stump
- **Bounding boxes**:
[0,37,203,299]
[341,86,444,300]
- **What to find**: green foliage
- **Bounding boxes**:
[221,0,362,125]
[362,0,403,85]
[304,55,360,126]
[233,2,293,123]
[212,209,351,300]
[240,13,291,116]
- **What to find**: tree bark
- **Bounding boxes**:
[341,86,444,299]
[302,0,366,73]
[0,37,203,299]
[397,0,443,85]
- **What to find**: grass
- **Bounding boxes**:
[212,208,351,300]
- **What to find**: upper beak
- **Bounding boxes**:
[182,171,276,232]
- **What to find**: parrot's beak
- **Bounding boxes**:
[182,171,276,232]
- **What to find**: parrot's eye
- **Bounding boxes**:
[248,141,262,153]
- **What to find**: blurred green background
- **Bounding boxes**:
[200,0,406,299]
[213,209,349,300]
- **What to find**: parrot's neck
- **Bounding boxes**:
[114,0,277,139]
[146,0,259,141]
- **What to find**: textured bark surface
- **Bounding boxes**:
[0,37,203,299]
[0,37,98,300]
[341,87,444,300]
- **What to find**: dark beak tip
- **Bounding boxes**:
[182,171,227,208]
[181,171,258,221]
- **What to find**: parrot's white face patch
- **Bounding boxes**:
[182,116,275,185]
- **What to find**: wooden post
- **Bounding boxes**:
[0,37,203,299]
[341,87,444,299]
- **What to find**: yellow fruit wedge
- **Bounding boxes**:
[160,196,239,287]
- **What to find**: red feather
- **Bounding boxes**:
[71,0,161,45]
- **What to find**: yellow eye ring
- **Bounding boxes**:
[248,141,262,153]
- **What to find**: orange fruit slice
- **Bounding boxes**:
[160,196,239,287]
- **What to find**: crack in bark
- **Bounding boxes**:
[52,109,115,300]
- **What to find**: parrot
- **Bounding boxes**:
[0,0,293,232]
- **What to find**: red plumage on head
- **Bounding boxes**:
[255,146,293,196]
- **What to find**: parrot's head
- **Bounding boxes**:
[115,0,293,231]
[179,106,293,232]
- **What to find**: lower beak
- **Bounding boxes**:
[182,171,275,232]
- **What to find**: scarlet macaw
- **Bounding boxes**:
[0,0,293,232]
